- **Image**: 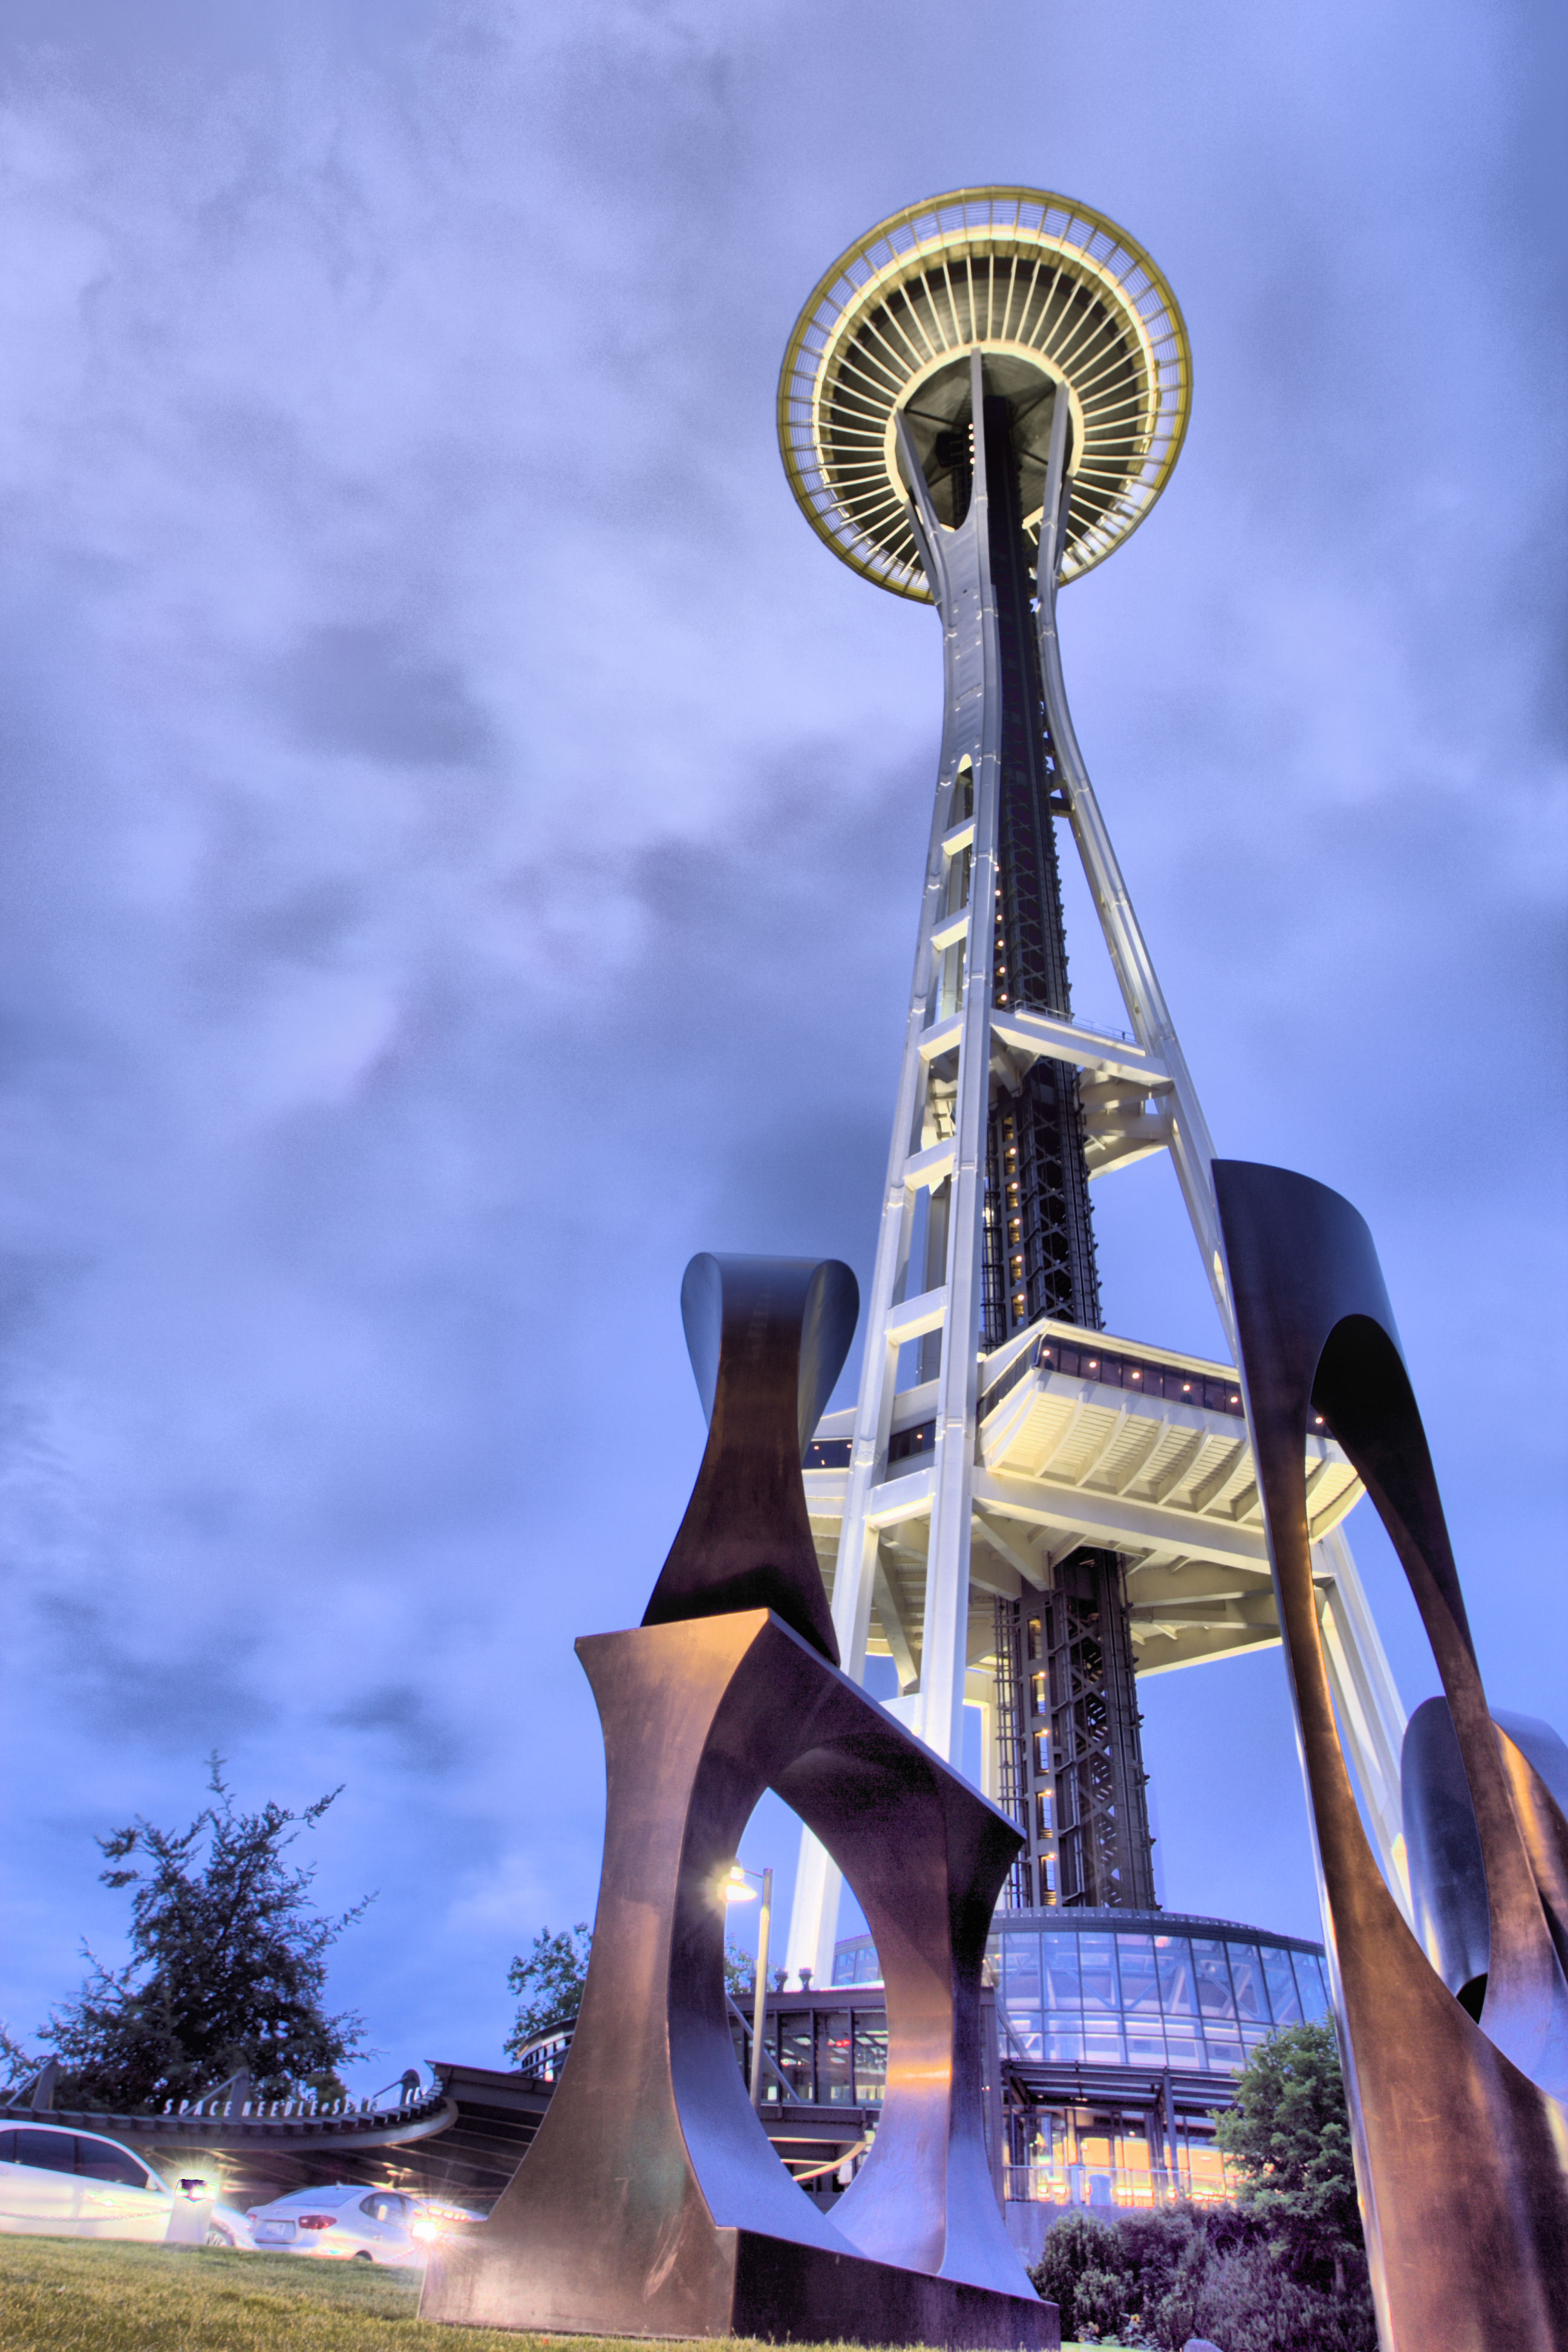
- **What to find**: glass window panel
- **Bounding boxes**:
[1033,1730,1051,1777]
[1026,1615,1044,1662]
[1227,1943,1269,2024]
[74,2137,147,2187]
[1193,1939,1237,2020]
[1125,2027,1168,2063]
[1083,2030,1126,2065]
[832,1950,855,1986]
[852,2013,886,2104]
[1155,1936,1198,2016]
[0,2131,13,2161]
[1042,1935,1082,2011]
[1003,1933,1042,2005]
[1262,1946,1302,2025]
[777,2014,814,2102]
[815,2010,854,2104]
[1044,2023,1083,2062]
[13,2129,74,2175]
[1296,1952,1330,2019]
[1079,1933,1120,2015]
[1161,2028,1204,2066]
[1202,2033,1246,2071]
[1000,2008,1043,2060]
[1117,1935,1161,2016]
[1030,1671,1048,1716]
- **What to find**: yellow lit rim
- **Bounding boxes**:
[777,186,1191,601]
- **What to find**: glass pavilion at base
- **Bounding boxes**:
[828,1909,1330,2209]
[835,1908,1330,2067]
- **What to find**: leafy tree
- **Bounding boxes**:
[0,2022,42,2102]
[503,1926,759,2063]
[505,1924,592,2059]
[1025,2030,1378,2351]
[1030,2212,1125,2342]
[42,1757,370,2112]
[1030,2200,1376,2350]
[1215,2019,1364,2294]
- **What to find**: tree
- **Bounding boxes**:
[1025,2028,1378,2351]
[505,1924,592,2060]
[503,1927,757,2064]
[1215,2019,1364,2294]
[0,2022,42,2102]
[42,1757,370,2112]
[1029,2200,1377,2351]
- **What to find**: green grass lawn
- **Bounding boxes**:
[0,2236,1084,2352]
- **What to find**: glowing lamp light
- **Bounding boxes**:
[722,1864,758,1903]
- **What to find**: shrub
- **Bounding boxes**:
[1028,2197,1377,2352]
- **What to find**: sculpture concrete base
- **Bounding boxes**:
[422,2224,1059,2348]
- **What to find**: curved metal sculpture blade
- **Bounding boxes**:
[1404,1700,1568,2017]
[424,1250,1054,2345]
[642,1253,857,1664]
[1214,1159,1568,2349]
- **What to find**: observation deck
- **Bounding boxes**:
[778,186,1190,599]
[804,1317,1363,1684]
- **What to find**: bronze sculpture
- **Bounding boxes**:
[1214,1160,1568,2349]
[422,1254,1057,2347]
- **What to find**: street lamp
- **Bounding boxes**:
[723,1862,774,2110]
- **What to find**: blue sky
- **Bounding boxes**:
[0,0,1561,2083]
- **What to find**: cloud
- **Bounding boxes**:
[0,0,1560,2060]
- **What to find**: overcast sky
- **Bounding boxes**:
[0,0,1561,2083]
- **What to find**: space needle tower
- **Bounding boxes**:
[778,189,1408,1984]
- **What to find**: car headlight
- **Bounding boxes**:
[409,2218,442,2244]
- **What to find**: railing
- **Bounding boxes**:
[1004,2161,1233,2209]
[806,1337,1252,1472]
[513,2030,573,2086]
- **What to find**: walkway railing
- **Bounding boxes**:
[1003,2160,1233,2209]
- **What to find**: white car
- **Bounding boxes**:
[0,2122,253,2247]
[246,2183,466,2265]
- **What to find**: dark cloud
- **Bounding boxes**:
[272,626,492,768]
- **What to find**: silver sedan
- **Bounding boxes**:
[246,2183,464,2265]
[0,2122,252,2246]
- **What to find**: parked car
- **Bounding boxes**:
[0,2123,253,2247]
[245,2183,477,2265]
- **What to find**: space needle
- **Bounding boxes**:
[777,189,1408,1984]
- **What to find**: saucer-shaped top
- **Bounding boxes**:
[777,186,1191,601]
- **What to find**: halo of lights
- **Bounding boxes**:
[777,186,1191,601]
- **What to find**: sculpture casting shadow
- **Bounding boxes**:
[1214,1161,1568,2350]
[421,1253,1056,2348]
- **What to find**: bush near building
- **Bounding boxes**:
[1028,2023,1376,2351]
